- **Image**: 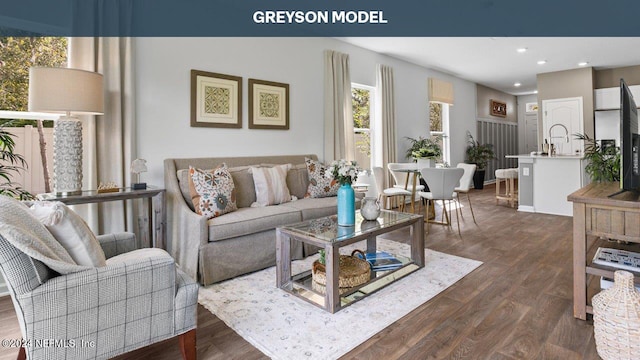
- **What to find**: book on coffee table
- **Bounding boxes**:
[356,251,403,271]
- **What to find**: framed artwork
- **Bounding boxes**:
[490,99,507,117]
[191,70,242,128]
[526,102,539,113]
[248,78,289,130]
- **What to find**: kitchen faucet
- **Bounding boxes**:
[548,123,569,143]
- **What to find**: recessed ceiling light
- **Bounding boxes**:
[514,82,521,87]
[517,48,527,53]
[578,62,589,66]
[537,60,547,65]
[533,90,538,94]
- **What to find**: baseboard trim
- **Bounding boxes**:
[518,205,535,213]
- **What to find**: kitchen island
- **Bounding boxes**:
[506,154,588,216]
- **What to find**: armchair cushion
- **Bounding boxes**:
[29,201,107,267]
[0,196,89,275]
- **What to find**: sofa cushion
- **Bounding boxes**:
[189,165,238,219]
[179,165,257,210]
[304,158,339,198]
[286,164,309,199]
[280,197,339,220]
[29,201,107,267]
[207,205,301,242]
[250,164,292,206]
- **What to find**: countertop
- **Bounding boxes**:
[506,153,584,159]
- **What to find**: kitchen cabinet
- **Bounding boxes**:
[594,85,640,110]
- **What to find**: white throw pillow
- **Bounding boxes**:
[250,164,292,206]
[29,201,107,267]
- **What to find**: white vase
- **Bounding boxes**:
[416,158,433,170]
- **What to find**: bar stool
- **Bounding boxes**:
[495,168,518,208]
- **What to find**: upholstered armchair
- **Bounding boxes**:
[0,197,199,360]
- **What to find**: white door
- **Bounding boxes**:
[542,97,584,155]
[524,113,538,153]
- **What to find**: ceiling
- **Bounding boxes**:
[338,37,640,96]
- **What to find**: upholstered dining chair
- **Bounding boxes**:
[0,196,199,360]
[454,163,477,224]
[418,167,464,235]
[372,166,412,211]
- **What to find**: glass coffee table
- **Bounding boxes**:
[276,210,424,313]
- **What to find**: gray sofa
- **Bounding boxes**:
[164,154,347,285]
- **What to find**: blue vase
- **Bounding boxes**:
[337,183,355,226]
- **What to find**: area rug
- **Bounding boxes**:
[198,239,482,360]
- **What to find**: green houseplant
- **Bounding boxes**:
[405,136,442,168]
[466,132,495,189]
[575,133,620,182]
[0,122,34,199]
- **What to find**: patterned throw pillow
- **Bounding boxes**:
[188,164,238,219]
[304,158,339,198]
[250,164,292,206]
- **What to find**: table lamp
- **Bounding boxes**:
[28,67,104,195]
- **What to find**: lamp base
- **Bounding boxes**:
[53,117,83,195]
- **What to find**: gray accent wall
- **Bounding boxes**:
[595,65,640,88]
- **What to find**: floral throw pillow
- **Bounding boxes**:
[188,164,237,219]
[304,158,339,198]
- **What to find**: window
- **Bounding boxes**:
[429,102,450,166]
[352,84,375,170]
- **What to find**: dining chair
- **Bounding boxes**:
[387,163,425,212]
[372,166,412,211]
[454,163,477,224]
[418,167,464,235]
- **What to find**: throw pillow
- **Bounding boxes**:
[250,164,292,206]
[188,164,238,219]
[304,157,339,198]
[29,201,107,267]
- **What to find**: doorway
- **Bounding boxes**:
[524,113,538,153]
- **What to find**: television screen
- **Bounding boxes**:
[620,79,640,192]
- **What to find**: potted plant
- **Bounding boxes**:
[0,121,34,199]
[465,132,495,189]
[575,133,620,182]
[405,136,442,169]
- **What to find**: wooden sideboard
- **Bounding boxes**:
[568,182,640,320]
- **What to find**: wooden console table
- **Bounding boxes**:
[568,182,640,320]
[38,187,166,249]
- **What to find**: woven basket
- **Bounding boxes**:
[592,270,640,360]
[312,249,370,295]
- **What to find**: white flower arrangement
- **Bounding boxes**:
[327,159,360,185]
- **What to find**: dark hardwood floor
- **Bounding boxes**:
[0,184,601,359]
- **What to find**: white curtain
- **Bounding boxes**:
[376,64,396,189]
[69,38,142,243]
[324,50,354,162]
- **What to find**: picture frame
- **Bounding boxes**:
[248,78,289,130]
[191,70,242,128]
[490,99,507,117]
[526,102,539,113]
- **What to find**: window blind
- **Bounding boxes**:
[428,78,454,105]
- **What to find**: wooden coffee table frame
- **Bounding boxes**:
[276,210,424,313]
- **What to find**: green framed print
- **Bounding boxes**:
[248,78,289,130]
[191,69,242,128]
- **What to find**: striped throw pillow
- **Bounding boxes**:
[250,164,292,206]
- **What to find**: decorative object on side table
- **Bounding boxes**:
[592,270,640,360]
[131,158,148,190]
[312,249,370,294]
[97,182,119,193]
[328,159,360,226]
[28,67,104,195]
[465,131,495,189]
[360,197,381,221]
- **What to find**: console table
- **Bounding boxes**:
[38,186,166,249]
[567,182,640,320]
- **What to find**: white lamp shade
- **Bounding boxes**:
[28,67,104,115]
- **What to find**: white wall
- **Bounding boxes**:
[135,37,478,186]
